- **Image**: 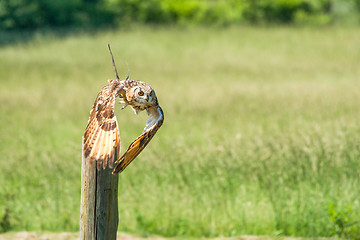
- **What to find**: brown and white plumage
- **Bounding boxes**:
[83,45,164,173]
[112,104,164,174]
[83,80,122,170]
[83,78,164,173]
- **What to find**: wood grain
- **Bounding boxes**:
[80,138,119,240]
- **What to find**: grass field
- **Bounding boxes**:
[0,26,359,239]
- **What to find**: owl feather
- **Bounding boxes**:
[112,105,164,174]
[83,45,164,173]
[83,81,122,169]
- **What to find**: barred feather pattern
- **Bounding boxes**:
[112,105,164,174]
[83,78,164,173]
[83,80,122,170]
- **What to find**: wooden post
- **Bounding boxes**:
[80,141,119,240]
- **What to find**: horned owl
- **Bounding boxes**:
[83,45,164,174]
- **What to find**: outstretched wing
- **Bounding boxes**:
[112,105,164,174]
[83,81,123,170]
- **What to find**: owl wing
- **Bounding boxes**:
[112,105,164,174]
[83,81,123,170]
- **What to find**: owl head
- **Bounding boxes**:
[126,82,159,114]
[133,85,157,106]
[107,45,159,114]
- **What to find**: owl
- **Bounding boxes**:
[83,45,164,174]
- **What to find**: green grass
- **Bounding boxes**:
[0,26,360,238]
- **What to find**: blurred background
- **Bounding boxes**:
[1,0,360,30]
[0,0,360,239]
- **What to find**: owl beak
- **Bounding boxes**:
[145,95,149,101]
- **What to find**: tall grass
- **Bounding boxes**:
[0,27,359,238]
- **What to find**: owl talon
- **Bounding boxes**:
[131,107,140,115]
[121,103,128,110]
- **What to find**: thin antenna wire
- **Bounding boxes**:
[115,52,130,80]
[108,44,119,80]
[124,60,130,80]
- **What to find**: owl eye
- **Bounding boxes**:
[149,92,153,96]
[138,91,144,96]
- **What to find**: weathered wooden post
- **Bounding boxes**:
[80,141,119,240]
[79,45,164,240]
